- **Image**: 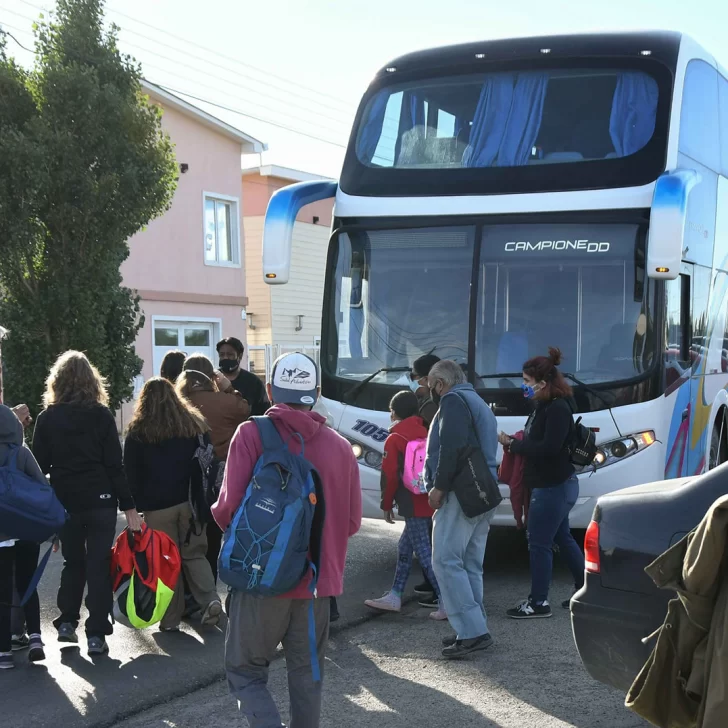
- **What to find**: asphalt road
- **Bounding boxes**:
[0,518,648,728]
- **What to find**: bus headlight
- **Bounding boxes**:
[346,438,383,470]
[579,431,655,472]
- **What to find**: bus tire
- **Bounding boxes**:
[708,413,728,470]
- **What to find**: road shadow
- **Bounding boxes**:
[366,600,644,728]
[46,624,226,727]
[319,633,506,728]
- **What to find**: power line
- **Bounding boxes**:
[18,0,355,111]
[0,26,33,53]
[153,82,349,148]
[5,4,357,139]
[0,11,353,147]
[120,38,352,136]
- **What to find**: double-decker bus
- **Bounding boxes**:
[262,32,728,526]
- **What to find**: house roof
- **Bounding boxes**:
[241,164,334,183]
[142,80,267,154]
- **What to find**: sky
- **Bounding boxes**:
[1,0,727,179]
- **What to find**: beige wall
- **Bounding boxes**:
[270,221,329,347]
[242,215,273,347]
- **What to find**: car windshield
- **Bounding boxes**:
[328,223,655,387]
[356,68,658,169]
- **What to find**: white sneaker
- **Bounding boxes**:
[364,592,402,613]
[429,607,448,621]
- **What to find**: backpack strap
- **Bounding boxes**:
[253,416,285,451]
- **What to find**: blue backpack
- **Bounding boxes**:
[0,446,67,543]
[0,445,67,608]
[219,417,325,678]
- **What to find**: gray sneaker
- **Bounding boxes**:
[201,599,223,626]
[57,623,78,644]
[87,637,109,656]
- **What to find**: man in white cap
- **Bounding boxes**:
[213,352,362,728]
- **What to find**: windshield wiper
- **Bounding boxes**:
[343,366,411,404]
[561,372,624,438]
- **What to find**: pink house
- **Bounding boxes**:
[119,81,265,424]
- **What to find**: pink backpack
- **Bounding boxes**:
[402,438,428,495]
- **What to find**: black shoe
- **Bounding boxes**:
[442,633,493,659]
[414,582,434,596]
[57,623,79,644]
[28,636,45,663]
[418,593,439,609]
[442,633,458,648]
[507,599,552,619]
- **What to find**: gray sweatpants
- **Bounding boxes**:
[225,591,330,728]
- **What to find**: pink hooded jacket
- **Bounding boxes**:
[212,404,362,599]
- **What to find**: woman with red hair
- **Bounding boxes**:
[498,347,585,619]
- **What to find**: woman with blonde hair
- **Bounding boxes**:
[177,354,250,583]
[123,377,222,631]
[33,351,142,656]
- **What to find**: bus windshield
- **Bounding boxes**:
[329,223,655,387]
[356,68,659,169]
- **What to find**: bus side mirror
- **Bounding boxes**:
[263,180,337,285]
[646,169,700,280]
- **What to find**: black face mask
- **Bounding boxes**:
[218,358,239,374]
[430,387,441,406]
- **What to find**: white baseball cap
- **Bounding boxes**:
[270,352,319,406]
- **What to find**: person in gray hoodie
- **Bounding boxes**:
[0,405,48,669]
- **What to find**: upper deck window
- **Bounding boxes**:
[356,69,659,170]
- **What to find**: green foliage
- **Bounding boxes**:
[0,0,177,411]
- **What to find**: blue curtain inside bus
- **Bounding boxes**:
[609,72,659,157]
[395,92,426,163]
[358,93,389,162]
[463,73,548,168]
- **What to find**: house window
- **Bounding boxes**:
[151,319,219,377]
[204,193,240,266]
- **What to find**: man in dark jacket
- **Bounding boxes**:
[217,337,269,416]
[426,360,498,659]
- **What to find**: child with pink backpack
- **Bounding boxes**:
[364,391,446,620]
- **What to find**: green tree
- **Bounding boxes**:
[0,0,177,412]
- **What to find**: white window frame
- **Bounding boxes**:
[202,191,241,268]
[150,315,223,377]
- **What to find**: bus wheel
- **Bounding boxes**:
[709,416,728,470]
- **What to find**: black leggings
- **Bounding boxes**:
[0,542,41,653]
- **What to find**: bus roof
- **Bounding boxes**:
[377,31,684,78]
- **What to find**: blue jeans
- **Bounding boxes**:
[528,476,585,604]
[432,493,494,640]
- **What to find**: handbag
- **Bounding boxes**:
[448,393,502,518]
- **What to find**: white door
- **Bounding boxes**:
[152,320,217,377]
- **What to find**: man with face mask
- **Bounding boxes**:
[425,360,498,659]
[409,354,440,429]
[216,337,269,416]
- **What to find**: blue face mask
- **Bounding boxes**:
[409,377,423,394]
[521,383,538,399]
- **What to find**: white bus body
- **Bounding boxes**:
[264,32,728,526]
